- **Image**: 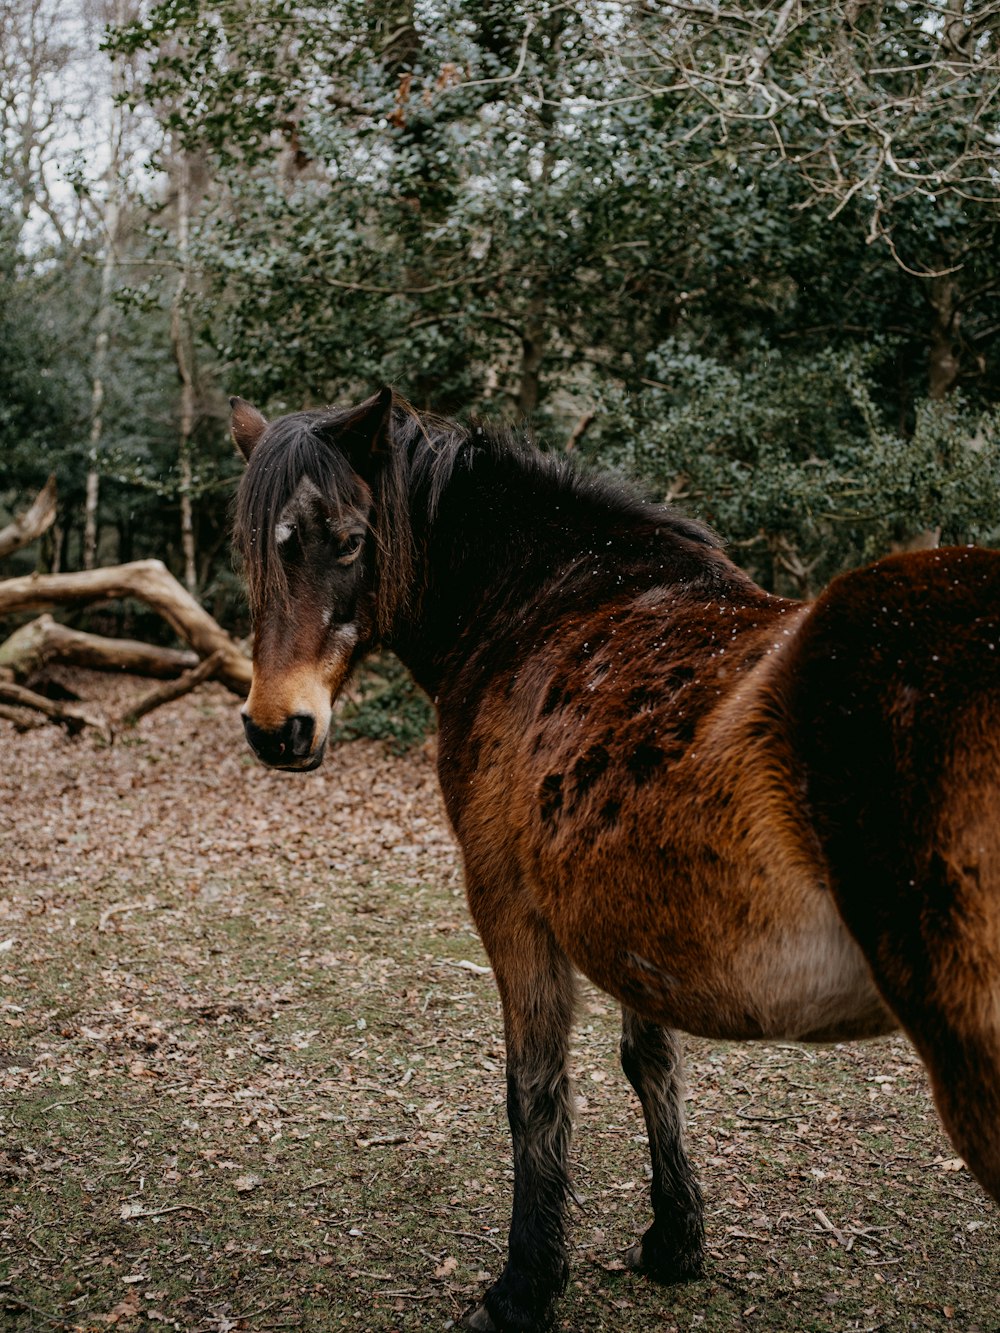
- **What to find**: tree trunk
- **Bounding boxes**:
[171,145,198,594]
[84,186,121,569]
[928,276,960,400]
[926,0,969,403]
[0,614,200,680]
[517,297,547,420]
[84,0,131,570]
[514,9,564,420]
[83,463,102,569]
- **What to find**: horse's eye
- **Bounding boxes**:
[335,533,363,564]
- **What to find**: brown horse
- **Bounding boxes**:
[231,388,1000,1332]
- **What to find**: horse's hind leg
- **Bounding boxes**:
[463,887,576,1333]
[789,633,1000,1204]
[620,1009,704,1282]
[836,848,1000,1206]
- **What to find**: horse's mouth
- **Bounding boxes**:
[277,746,326,772]
[241,708,328,771]
[256,740,327,773]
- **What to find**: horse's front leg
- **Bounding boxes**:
[463,888,576,1333]
[620,1008,704,1282]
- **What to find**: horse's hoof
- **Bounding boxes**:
[462,1304,499,1332]
[625,1241,645,1272]
[626,1237,703,1285]
[461,1294,555,1332]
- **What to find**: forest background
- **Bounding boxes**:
[2,0,999,638]
[2,9,1000,1325]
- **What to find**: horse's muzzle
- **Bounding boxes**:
[242,711,325,770]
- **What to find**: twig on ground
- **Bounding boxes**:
[734,1105,803,1122]
[119,1203,209,1219]
[0,681,110,741]
[98,897,159,933]
[814,1207,848,1247]
[0,703,46,730]
[450,1229,504,1253]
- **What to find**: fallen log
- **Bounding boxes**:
[119,648,227,727]
[0,703,47,731]
[0,681,111,741]
[0,648,229,739]
[0,614,200,681]
[0,476,58,560]
[0,559,251,695]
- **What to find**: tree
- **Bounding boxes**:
[108,2,707,417]
[0,0,78,242]
[0,0,986,608]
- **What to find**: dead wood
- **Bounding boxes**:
[0,703,46,731]
[0,560,251,694]
[118,648,227,728]
[0,614,200,681]
[0,476,58,559]
[0,681,111,741]
[564,410,595,452]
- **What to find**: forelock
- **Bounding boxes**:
[233,413,359,615]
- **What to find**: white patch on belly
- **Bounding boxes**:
[757,899,895,1042]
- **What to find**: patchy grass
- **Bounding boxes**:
[1,677,998,1331]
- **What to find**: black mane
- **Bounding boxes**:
[234,394,723,630]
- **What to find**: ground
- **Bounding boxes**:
[0,671,997,1333]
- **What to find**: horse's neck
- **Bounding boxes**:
[387,456,549,692]
[385,450,743,699]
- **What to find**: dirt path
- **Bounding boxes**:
[1,674,997,1331]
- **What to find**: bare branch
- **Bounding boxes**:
[0,474,57,559]
[0,680,111,740]
[118,647,226,728]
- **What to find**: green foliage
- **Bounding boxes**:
[3,1,999,618]
[332,652,436,753]
[587,341,1000,595]
[102,1,1000,435]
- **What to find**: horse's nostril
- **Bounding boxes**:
[289,713,315,758]
[243,712,316,766]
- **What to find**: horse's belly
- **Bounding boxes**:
[724,909,896,1043]
[565,875,896,1044]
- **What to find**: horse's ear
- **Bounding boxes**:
[338,385,394,478]
[230,397,268,462]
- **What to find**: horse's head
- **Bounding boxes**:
[230,388,393,771]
